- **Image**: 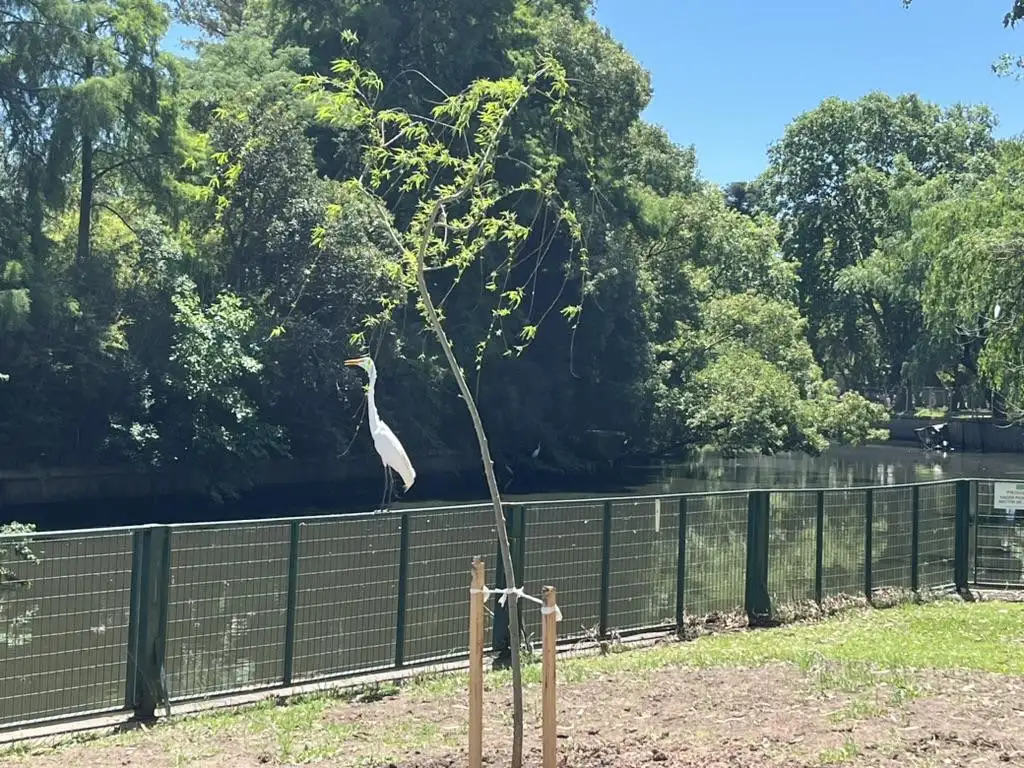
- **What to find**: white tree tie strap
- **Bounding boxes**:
[470,586,562,621]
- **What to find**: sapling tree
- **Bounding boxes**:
[301,48,588,768]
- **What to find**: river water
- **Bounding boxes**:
[396,443,1024,511]
[9,442,1024,531]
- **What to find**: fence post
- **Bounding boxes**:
[910,485,920,593]
[515,506,528,651]
[674,496,687,635]
[745,491,771,626]
[864,489,874,601]
[954,479,971,592]
[491,505,513,660]
[128,525,171,720]
[970,479,979,584]
[814,491,825,605]
[283,521,301,682]
[124,528,145,710]
[599,500,613,639]
[493,505,526,668]
[394,511,411,668]
[516,504,527,580]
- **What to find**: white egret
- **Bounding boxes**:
[344,355,416,510]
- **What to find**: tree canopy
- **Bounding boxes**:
[8,0,1021,492]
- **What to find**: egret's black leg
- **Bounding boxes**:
[383,467,396,512]
[379,467,390,514]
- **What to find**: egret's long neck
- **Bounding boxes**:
[366,367,381,432]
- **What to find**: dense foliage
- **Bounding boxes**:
[1,0,1018,488]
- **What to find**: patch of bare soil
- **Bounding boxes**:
[394,664,1024,768]
[3,662,1023,768]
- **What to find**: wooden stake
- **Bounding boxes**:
[541,584,558,768]
[469,557,485,768]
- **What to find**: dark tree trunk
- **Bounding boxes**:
[76,47,94,265]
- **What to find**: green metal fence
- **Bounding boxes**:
[0,478,1020,731]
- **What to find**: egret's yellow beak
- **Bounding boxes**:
[344,358,363,366]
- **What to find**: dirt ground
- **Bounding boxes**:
[3,660,1022,768]
[406,664,1024,768]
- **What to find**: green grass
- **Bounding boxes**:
[803,659,922,724]
[458,599,1023,694]
[818,738,861,764]
[2,600,1022,765]
[683,600,1024,673]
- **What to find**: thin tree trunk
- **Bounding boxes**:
[77,131,93,264]
[76,43,94,265]
[414,227,526,768]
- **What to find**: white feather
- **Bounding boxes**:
[347,356,416,491]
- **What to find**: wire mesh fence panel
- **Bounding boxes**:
[403,506,497,664]
[165,524,290,700]
[976,481,993,511]
[522,502,603,643]
[0,531,134,726]
[974,481,1024,585]
[767,492,817,606]
[822,489,867,598]
[292,515,402,680]
[7,478,1023,731]
[871,487,913,591]
[919,483,956,589]
[606,498,678,633]
[683,493,747,617]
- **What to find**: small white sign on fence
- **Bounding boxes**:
[993,481,1024,510]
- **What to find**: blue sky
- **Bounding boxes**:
[167,1,1023,186]
[591,0,1024,184]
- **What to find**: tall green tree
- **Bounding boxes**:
[172,0,257,38]
[914,140,1024,415]
[723,180,761,217]
[175,89,405,466]
[621,172,886,455]
[0,0,185,468]
[761,92,996,390]
[2,0,179,263]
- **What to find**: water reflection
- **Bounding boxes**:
[436,444,1024,508]
[633,444,1024,492]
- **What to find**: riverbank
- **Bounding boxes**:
[0,416,1013,513]
[0,453,477,507]
[887,415,1024,453]
[0,454,648,530]
[6,442,1024,531]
